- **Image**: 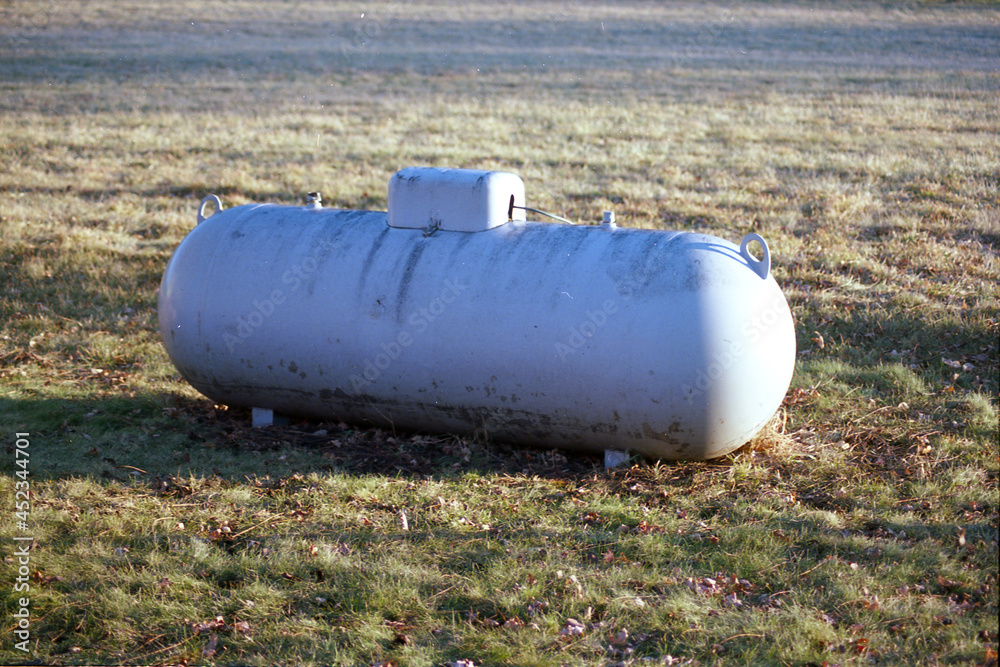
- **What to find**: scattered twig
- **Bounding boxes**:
[721,632,766,643]
[427,584,460,600]
[799,557,833,578]
[230,515,284,539]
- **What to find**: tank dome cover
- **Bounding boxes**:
[388,167,526,233]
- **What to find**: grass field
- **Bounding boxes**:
[1,1,998,665]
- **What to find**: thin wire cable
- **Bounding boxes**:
[511,205,577,225]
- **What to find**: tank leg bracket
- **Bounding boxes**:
[604,450,631,469]
[252,407,288,428]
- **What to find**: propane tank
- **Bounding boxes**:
[158,167,795,460]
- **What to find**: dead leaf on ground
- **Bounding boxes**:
[202,633,218,658]
[559,618,586,637]
[503,617,525,629]
[191,616,227,635]
[610,628,629,645]
[31,570,62,585]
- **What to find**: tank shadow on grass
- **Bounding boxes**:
[0,392,610,484]
[4,389,995,663]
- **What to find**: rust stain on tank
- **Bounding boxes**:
[642,422,685,445]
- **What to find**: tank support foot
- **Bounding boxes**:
[252,407,288,428]
[604,450,630,469]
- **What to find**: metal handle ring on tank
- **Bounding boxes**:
[739,232,771,280]
[197,195,224,225]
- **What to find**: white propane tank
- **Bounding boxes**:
[158,167,796,460]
